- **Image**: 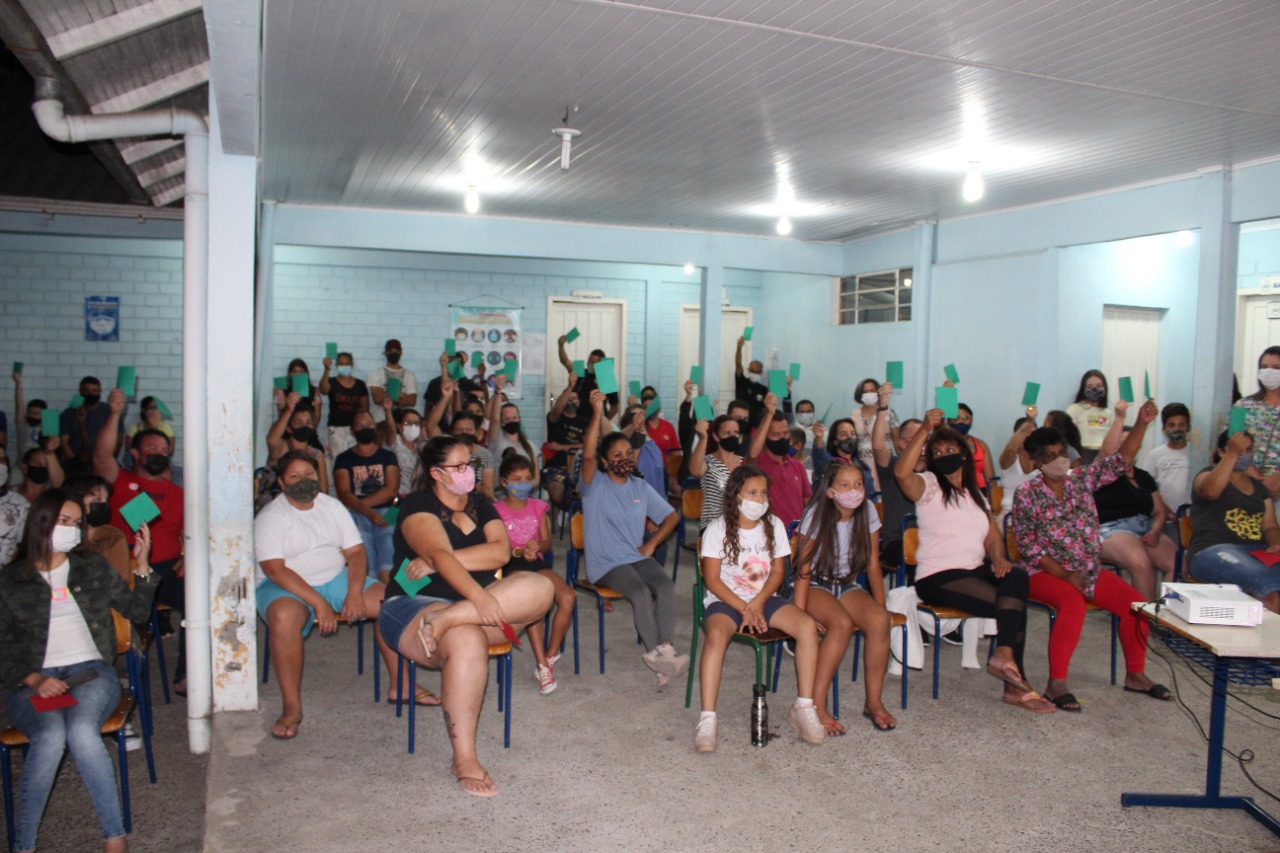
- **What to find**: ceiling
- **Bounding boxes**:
[5,1,1280,241]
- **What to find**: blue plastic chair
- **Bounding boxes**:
[395,642,512,752]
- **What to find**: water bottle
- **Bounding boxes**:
[750,682,769,747]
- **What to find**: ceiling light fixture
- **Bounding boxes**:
[464,186,480,214]
[553,106,581,171]
[776,216,793,236]
[962,162,984,202]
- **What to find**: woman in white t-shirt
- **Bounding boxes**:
[1065,370,1113,462]
[694,464,824,753]
[793,461,897,734]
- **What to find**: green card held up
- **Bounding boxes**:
[445,339,456,356]
[1118,377,1135,403]
[1021,382,1040,407]
[1229,407,1248,435]
[594,358,619,395]
[886,361,904,390]
[386,377,402,402]
[326,342,338,359]
[628,380,642,397]
[292,373,310,397]
[116,366,136,397]
[120,492,161,532]
[154,398,172,418]
[943,363,960,383]
[768,369,788,399]
[504,358,518,381]
[447,360,464,380]
[565,327,580,343]
[1144,370,1152,399]
[690,365,703,385]
[572,359,586,377]
[69,394,85,409]
[11,362,21,375]
[693,396,715,422]
[394,558,433,596]
[383,506,400,525]
[40,410,60,437]
[645,396,661,418]
[471,351,484,367]
[273,376,288,392]
[820,402,833,424]
[936,386,959,419]
[789,363,801,381]
[742,326,753,342]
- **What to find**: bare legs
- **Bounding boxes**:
[526,569,576,668]
[265,598,309,737]
[698,604,818,710]
[1100,530,1176,603]
[802,588,895,732]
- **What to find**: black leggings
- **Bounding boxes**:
[915,562,1029,674]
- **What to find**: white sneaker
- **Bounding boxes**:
[547,652,562,667]
[535,663,557,695]
[694,715,718,752]
[787,702,826,745]
[655,644,691,678]
[641,647,664,673]
[123,723,142,752]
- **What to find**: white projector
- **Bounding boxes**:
[1161,583,1265,627]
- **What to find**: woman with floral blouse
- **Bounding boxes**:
[1010,399,1171,712]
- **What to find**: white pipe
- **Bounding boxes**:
[32,79,214,754]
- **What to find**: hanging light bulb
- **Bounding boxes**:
[962,162,984,202]
[464,186,480,214]
[776,216,793,236]
[553,127,581,170]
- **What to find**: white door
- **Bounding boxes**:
[1101,305,1162,461]
[1236,293,1280,395]
[678,305,753,412]
[545,298,627,412]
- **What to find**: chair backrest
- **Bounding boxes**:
[112,609,131,656]
[665,450,684,478]
[1178,505,1192,548]
[682,487,703,520]
[571,513,585,551]
[902,527,919,567]
[1005,523,1021,562]
[990,484,1004,515]
[874,501,885,524]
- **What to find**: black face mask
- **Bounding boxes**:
[385,352,401,365]
[766,437,791,457]
[289,426,316,444]
[141,454,170,476]
[836,438,858,456]
[455,433,475,445]
[501,421,521,435]
[563,405,579,417]
[354,428,377,445]
[717,435,742,454]
[929,452,965,476]
[82,393,101,407]
[25,466,49,485]
[735,417,750,433]
[25,417,39,427]
[86,502,112,527]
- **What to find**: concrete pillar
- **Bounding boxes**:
[699,263,725,407]
[205,88,260,712]
[1191,170,1239,446]
[911,222,936,415]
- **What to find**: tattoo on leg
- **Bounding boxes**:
[442,709,458,740]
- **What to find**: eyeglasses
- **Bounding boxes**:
[435,462,471,474]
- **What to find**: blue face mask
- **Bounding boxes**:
[335,365,353,377]
[1234,454,1255,471]
[506,481,535,500]
[951,423,972,436]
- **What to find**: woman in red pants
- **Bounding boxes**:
[1009,398,1171,712]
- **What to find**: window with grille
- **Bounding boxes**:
[836,268,913,325]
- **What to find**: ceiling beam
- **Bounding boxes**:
[202,0,261,155]
[0,0,151,205]
[119,137,182,165]
[92,60,209,114]
[46,0,202,61]
[151,183,186,207]
[136,157,186,188]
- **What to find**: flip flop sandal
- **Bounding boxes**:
[862,711,897,731]
[820,718,847,737]
[270,716,302,739]
[456,772,499,798]
[1123,683,1172,701]
[1001,690,1057,713]
[386,687,442,707]
[1048,692,1082,712]
[986,658,1032,692]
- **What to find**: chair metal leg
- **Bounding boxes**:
[753,644,764,685]
[596,598,607,674]
[900,622,909,710]
[852,632,862,682]
[116,728,131,833]
[684,606,701,709]
[771,642,783,693]
[1110,614,1119,686]
[502,651,512,749]
[572,600,580,675]
[832,665,840,719]
[2,743,14,852]
[931,612,942,699]
[408,660,417,754]
[357,621,365,674]
[150,606,171,703]
[261,623,271,684]
[395,654,405,718]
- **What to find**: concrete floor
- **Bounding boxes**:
[12,569,1280,853]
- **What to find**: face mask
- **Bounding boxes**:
[439,465,477,495]
[929,452,964,476]
[1259,368,1280,390]
[335,365,353,377]
[766,437,791,457]
[506,481,535,500]
[401,425,421,442]
[51,525,81,553]
[385,352,402,365]
[734,417,750,433]
[951,422,972,436]
[1084,387,1105,403]
[81,393,100,407]
[25,417,39,427]
[25,466,49,485]
[1041,457,1072,479]
[1235,454,1255,471]
[859,392,878,408]
[1166,429,1187,444]
[796,412,815,427]
[283,477,321,503]
[86,502,112,527]
[628,433,646,450]
[142,454,170,476]
[641,397,655,408]
[563,405,579,417]
[748,371,763,383]
[607,457,635,478]
[502,421,521,435]
[354,428,377,445]
[836,438,857,457]
[289,426,316,444]
[740,497,769,521]
[717,435,742,454]
[830,488,865,510]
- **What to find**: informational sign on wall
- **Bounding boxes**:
[85,296,120,341]
[450,306,522,398]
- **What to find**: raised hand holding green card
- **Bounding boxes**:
[936,386,959,419]
[886,361,904,390]
[273,376,288,392]
[943,364,960,384]
[472,351,484,367]
[789,363,801,381]
[154,398,172,418]
[628,380,642,398]
[690,365,703,385]
[1021,382,1040,407]
[11,362,21,375]
[565,327,580,343]
[693,396,715,422]
[292,373,310,396]
[386,377,402,402]
[120,493,161,532]
[69,394,85,409]
[326,342,338,359]
[116,366,137,397]
[594,359,618,395]
[448,360,464,380]
[1229,407,1248,435]
[40,410,60,437]
[1144,370,1152,400]
[742,326,753,342]
[645,396,661,418]
[394,558,433,596]
[573,359,585,377]
[768,370,788,400]
[1118,377,1135,404]
[504,358,518,382]
[445,339,456,356]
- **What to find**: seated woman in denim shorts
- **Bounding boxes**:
[379,435,552,798]
[1188,429,1280,613]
